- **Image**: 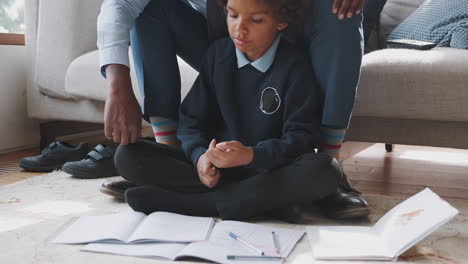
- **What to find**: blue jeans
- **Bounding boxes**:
[131,0,363,129]
[130,0,209,122]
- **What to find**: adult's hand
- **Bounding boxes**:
[197,148,221,188]
[332,0,365,20]
[104,64,142,145]
[206,140,254,168]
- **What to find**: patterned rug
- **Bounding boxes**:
[1,171,467,264]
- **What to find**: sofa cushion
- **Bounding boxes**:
[379,0,426,42]
[354,47,468,122]
[65,50,198,103]
[35,0,104,99]
[388,0,468,49]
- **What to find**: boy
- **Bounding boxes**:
[115,0,347,221]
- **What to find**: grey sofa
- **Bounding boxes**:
[24,0,468,149]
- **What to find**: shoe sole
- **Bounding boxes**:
[62,166,117,179]
[100,186,125,201]
[19,162,62,172]
[326,207,370,220]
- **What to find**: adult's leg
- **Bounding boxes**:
[215,153,341,220]
[304,0,364,159]
[130,0,209,121]
[302,0,369,219]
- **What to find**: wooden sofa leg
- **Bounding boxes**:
[385,144,394,152]
[40,121,104,150]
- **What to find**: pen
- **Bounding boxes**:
[228,232,265,255]
[272,231,280,255]
[227,255,283,261]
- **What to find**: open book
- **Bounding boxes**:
[81,220,304,263]
[52,211,215,244]
[52,210,304,263]
[307,188,459,261]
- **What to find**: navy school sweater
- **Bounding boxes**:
[177,37,323,170]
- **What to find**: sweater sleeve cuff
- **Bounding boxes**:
[190,147,208,166]
[246,146,269,169]
[99,46,131,78]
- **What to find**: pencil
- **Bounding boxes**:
[272,231,280,254]
[228,232,265,255]
[227,255,283,261]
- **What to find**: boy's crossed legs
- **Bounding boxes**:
[115,140,341,221]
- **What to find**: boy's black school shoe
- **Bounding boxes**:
[19,141,89,172]
[316,190,370,219]
[100,180,137,200]
[315,159,370,220]
[62,144,117,179]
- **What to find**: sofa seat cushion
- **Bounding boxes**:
[65,50,198,103]
[354,47,468,122]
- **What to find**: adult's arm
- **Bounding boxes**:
[97,0,150,74]
[97,0,150,144]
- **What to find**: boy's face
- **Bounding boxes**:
[226,0,288,62]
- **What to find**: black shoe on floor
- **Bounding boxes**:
[100,180,137,200]
[62,144,117,179]
[316,191,370,219]
[315,158,370,220]
[19,141,89,172]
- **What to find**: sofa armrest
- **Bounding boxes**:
[29,0,104,99]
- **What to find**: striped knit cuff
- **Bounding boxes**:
[319,127,346,158]
[149,117,179,145]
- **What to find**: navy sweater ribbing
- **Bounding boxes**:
[177,37,322,170]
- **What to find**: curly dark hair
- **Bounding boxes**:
[216,0,310,29]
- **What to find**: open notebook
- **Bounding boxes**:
[82,220,304,264]
[52,211,304,263]
[307,188,459,261]
[52,211,215,244]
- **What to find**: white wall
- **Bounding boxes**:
[0,45,39,153]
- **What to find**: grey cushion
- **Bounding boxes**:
[354,47,468,122]
[388,0,468,49]
[379,0,427,41]
[65,50,198,103]
[35,0,104,99]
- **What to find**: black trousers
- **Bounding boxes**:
[115,140,340,220]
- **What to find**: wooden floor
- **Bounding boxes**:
[1,141,468,200]
[344,143,468,200]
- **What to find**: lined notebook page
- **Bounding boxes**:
[128,211,215,243]
[52,211,145,244]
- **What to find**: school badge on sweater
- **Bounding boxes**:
[260,87,281,114]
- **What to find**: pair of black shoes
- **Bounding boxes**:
[19,141,117,179]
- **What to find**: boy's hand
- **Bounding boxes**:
[197,152,220,188]
[332,0,364,20]
[206,140,254,168]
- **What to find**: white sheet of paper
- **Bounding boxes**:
[127,211,215,243]
[52,211,145,244]
[81,242,187,260]
[178,220,304,263]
